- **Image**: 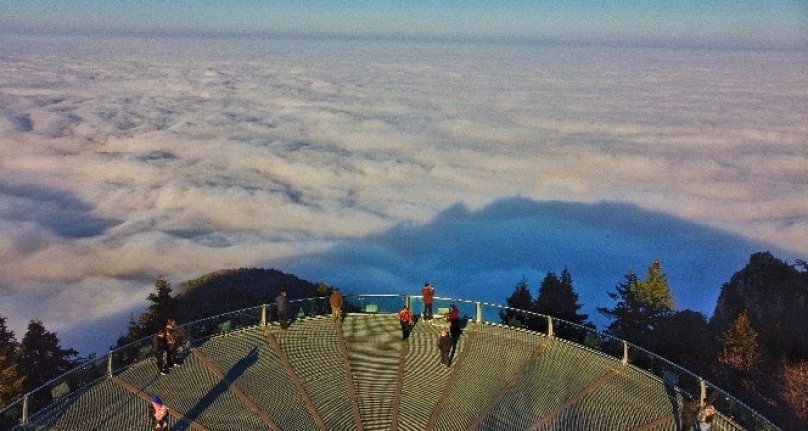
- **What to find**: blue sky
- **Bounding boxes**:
[3,0,807,48]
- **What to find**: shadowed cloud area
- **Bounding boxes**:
[274,197,791,327]
[0,182,121,239]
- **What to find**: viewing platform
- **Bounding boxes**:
[1,295,780,431]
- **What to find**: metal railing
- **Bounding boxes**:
[0,294,780,431]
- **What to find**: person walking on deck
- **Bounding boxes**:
[398,306,414,340]
[150,394,168,430]
[276,289,289,329]
[421,282,434,322]
[438,329,452,366]
[445,304,461,340]
[329,288,344,322]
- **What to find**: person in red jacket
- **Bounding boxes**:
[398,306,413,340]
[421,282,435,323]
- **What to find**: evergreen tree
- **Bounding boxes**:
[0,316,24,406]
[653,310,710,374]
[11,320,83,417]
[716,310,760,372]
[138,276,177,336]
[115,313,144,348]
[536,268,591,342]
[598,259,675,348]
[17,320,79,393]
[535,268,590,325]
[501,277,542,331]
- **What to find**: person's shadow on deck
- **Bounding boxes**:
[168,347,258,431]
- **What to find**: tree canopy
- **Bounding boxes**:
[18,320,80,393]
[535,268,589,326]
[0,316,24,407]
[598,259,675,348]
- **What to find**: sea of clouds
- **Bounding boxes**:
[0,34,806,354]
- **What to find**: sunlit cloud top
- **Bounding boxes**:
[0,29,806,354]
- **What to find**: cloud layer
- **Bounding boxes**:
[0,34,806,354]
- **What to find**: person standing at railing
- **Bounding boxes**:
[153,328,169,376]
[164,320,178,370]
[698,399,715,431]
[398,305,414,340]
[276,289,289,329]
[165,319,186,366]
[681,397,699,431]
[150,394,169,431]
[421,282,434,323]
[329,288,344,322]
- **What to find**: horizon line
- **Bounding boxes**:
[3,26,807,53]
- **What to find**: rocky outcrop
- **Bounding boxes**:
[710,252,808,360]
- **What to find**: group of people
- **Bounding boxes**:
[153,318,184,376]
[396,282,462,367]
[273,287,344,331]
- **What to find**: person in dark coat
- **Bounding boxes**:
[446,304,461,340]
[681,397,699,430]
[165,318,185,366]
[438,329,452,367]
[164,321,177,370]
[276,289,289,329]
[152,329,168,375]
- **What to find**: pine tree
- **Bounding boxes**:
[0,316,24,406]
[535,268,590,326]
[653,310,710,374]
[717,310,760,372]
[536,268,591,342]
[598,259,675,348]
[501,277,542,331]
[138,276,178,336]
[17,320,79,393]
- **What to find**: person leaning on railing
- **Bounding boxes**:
[421,282,434,322]
[698,399,716,431]
[276,290,289,329]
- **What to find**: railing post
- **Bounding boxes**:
[475,302,482,323]
[622,341,629,365]
[547,316,554,338]
[405,295,410,310]
[21,394,29,425]
[260,304,267,327]
[700,378,707,402]
[107,351,113,378]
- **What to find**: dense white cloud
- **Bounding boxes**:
[0,35,805,353]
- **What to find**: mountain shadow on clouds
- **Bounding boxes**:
[272,197,797,326]
[0,182,121,238]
